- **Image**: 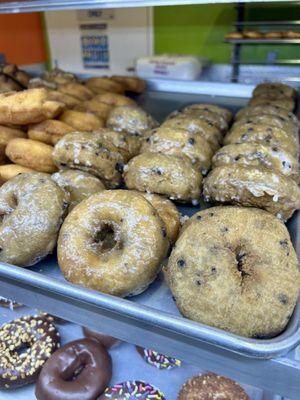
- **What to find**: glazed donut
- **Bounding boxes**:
[0,88,64,125]
[179,107,228,133]
[124,153,202,203]
[59,110,104,132]
[58,190,169,297]
[0,314,60,389]
[99,381,166,400]
[6,138,57,173]
[74,100,113,120]
[83,327,121,349]
[28,119,74,145]
[111,75,146,93]
[253,82,295,98]
[136,347,181,370]
[203,165,300,220]
[212,143,299,182]
[0,172,67,266]
[58,82,93,101]
[161,115,222,150]
[183,103,232,123]
[178,373,249,400]
[225,31,244,40]
[35,338,112,400]
[284,30,300,39]
[235,105,299,127]
[0,125,27,146]
[0,164,34,182]
[249,97,295,112]
[106,105,158,137]
[43,68,78,85]
[53,131,125,188]
[264,31,283,39]
[52,169,105,210]
[93,92,136,107]
[85,77,125,94]
[141,127,213,174]
[224,123,298,158]
[95,128,141,160]
[140,192,180,243]
[165,206,300,337]
[47,90,81,108]
[243,30,263,38]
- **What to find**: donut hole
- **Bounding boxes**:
[234,247,251,279]
[92,222,121,253]
[13,342,31,358]
[63,362,86,382]
[0,193,18,223]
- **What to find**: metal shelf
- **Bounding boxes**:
[235,20,300,26]
[225,38,300,44]
[0,0,299,14]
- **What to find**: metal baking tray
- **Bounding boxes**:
[0,87,299,384]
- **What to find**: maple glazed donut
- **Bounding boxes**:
[57,190,169,297]
[0,172,67,266]
[165,206,300,338]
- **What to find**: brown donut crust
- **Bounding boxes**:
[28,119,74,145]
[111,76,146,93]
[59,110,104,132]
[58,82,93,101]
[0,164,34,182]
[86,77,125,94]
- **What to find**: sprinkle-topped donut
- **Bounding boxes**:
[0,314,60,389]
[99,380,166,399]
[136,347,181,370]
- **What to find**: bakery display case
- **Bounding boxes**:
[0,1,299,400]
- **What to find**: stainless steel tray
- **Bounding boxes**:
[0,86,299,398]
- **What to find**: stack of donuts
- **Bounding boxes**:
[203,82,300,221]
[123,103,232,204]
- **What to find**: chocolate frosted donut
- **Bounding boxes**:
[178,373,249,400]
[35,338,112,400]
[0,172,67,266]
[0,314,60,389]
[165,206,300,337]
[136,347,181,370]
[83,327,121,349]
[99,380,166,399]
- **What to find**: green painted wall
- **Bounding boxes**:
[154,4,300,64]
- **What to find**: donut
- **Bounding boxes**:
[85,77,125,94]
[124,153,202,203]
[179,107,228,133]
[249,97,295,112]
[141,127,213,174]
[58,190,169,297]
[0,164,34,182]
[93,92,136,107]
[6,138,57,173]
[43,68,78,85]
[165,206,300,337]
[243,30,263,38]
[183,103,232,123]
[140,192,180,244]
[253,89,292,101]
[225,31,243,40]
[106,105,158,137]
[264,31,283,39]
[99,380,166,400]
[283,30,300,39]
[83,327,121,349]
[0,314,60,389]
[59,110,104,132]
[47,90,81,108]
[136,347,181,369]
[28,77,58,90]
[53,131,125,188]
[74,100,113,120]
[224,123,298,158]
[0,88,64,125]
[178,373,249,400]
[212,143,299,182]
[203,165,300,220]
[111,76,146,93]
[58,82,93,101]
[28,119,74,146]
[0,73,23,92]
[52,169,105,210]
[35,338,112,400]
[0,125,27,146]
[235,105,299,127]
[253,83,295,98]
[161,116,222,150]
[0,172,67,266]
[2,64,30,88]
[0,145,6,165]
[0,297,22,309]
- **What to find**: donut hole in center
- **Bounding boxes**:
[234,246,252,280]
[0,193,18,223]
[63,363,86,382]
[92,221,122,253]
[14,342,31,358]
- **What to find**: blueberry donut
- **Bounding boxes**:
[233,115,298,137]
[0,172,67,266]
[212,143,299,182]
[165,206,300,337]
[253,82,295,99]
[249,97,295,112]
[180,106,228,133]
[95,128,141,160]
[183,103,232,123]
[235,105,299,127]
[124,153,202,203]
[203,165,300,220]
[136,347,181,370]
[58,190,169,297]
[141,127,213,174]
[53,131,125,188]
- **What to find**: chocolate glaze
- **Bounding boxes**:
[83,327,121,349]
[35,338,112,400]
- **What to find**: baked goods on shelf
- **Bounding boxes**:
[249,96,295,112]
[28,119,74,145]
[225,31,244,40]
[59,109,104,131]
[165,206,300,337]
[86,77,125,94]
[111,75,146,93]
[57,82,94,101]
[0,164,34,182]
[243,30,263,39]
